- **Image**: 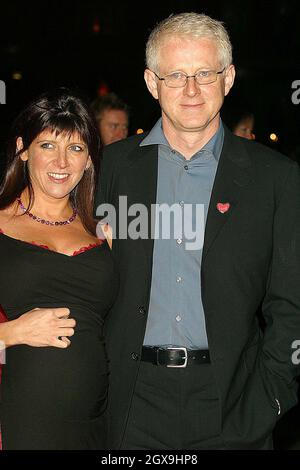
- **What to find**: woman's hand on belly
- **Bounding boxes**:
[4,307,76,348]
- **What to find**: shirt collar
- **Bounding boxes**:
[140,117,224,162]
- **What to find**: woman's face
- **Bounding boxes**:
[18,129,91,201]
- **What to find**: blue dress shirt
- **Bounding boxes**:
[142,118,224,349]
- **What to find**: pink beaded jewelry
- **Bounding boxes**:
[17,198,77,226]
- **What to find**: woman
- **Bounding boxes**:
[0,89,117,449]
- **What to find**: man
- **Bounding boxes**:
[91,92,129,145]
[97,12,300,450]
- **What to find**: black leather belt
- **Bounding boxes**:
[141,346,210,368]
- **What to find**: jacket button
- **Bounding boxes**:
[131,352,139,361]
[138,306,146,315]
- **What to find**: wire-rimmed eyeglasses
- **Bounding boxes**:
[151,68,226,88]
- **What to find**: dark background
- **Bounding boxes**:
[1,0,300,160]
[0,0,300,449]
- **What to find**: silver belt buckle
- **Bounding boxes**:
[166,347,188,368]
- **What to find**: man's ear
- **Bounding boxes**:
[17,137,28,161]
[144,69,159,100]
[224,64,236,97]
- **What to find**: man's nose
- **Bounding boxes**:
[184,76,201,96]
[114,127,127,139]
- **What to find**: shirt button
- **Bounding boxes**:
[176,315,182,322]
[176,276,182,283]
[171,149,176,154]
[176,238,182,245]
[131,352,139,361]
[138,306,146,315]
[184,165,188,170]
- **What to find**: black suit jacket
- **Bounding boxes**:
[97,126,300,449]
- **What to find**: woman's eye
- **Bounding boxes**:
[69,145,84,152]
[40,142,54,149]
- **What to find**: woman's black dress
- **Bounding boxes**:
[0,230,118,449]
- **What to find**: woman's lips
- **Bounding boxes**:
[47,172,70,184]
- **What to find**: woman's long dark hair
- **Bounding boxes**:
[0,88,101,235]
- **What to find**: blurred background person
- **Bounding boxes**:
[222,104,255,140]
[91,92,129,145]
[232,110,255,140]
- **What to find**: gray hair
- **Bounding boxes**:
[146,12,233,73]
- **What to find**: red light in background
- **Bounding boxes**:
[92,17,101,34]
[97,82,110,96]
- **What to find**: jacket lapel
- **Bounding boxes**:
[124,142,158,274]
[202,128,254,263]
[126,142,158,208]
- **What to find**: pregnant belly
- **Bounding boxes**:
[1,328,108,420]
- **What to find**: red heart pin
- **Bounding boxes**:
[216,202,230,214]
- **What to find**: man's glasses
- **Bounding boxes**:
[152,68,225,88]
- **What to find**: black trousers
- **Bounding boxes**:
[121,360,226,450]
